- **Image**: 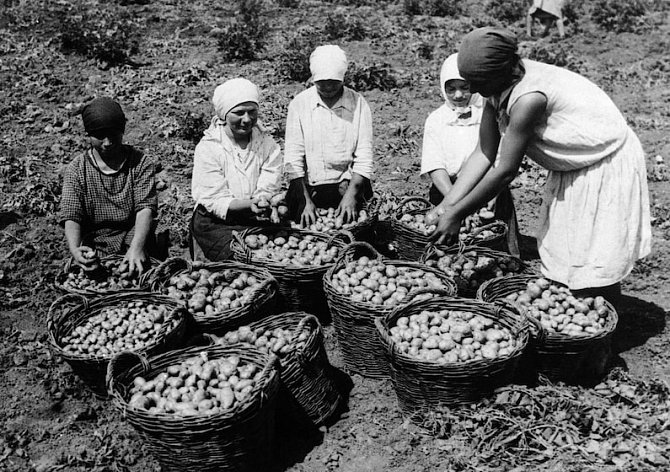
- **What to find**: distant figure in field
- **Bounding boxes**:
[527,0,566,38]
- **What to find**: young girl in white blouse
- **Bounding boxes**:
[421,53,520,255]
[190,78,283,261]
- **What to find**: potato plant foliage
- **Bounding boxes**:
[591,0,649,33]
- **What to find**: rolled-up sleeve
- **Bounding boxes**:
[192,140,234,220]
[253,138,283,200]
[351,96,374,179]
[283,99,306,181]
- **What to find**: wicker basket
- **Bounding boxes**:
[323,241,458,379]
[421,244,534,298]
[230,227,349,320]
[375,294,530,417]
[106,345,279,472]
[147,257,279,335]
[389,196,434,261]
[476,274,619,384]
[212,311,342,426]
[47,292,188,399]
[54,254,160,296]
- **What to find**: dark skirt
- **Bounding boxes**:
[428,184,520,257]
[190,205,262,262]
[286,179,373,222]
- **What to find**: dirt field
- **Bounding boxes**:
[1,0,669,471]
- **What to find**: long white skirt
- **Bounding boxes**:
[537,128,652,289]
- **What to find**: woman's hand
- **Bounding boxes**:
[72,245,99,271]
[123,245,148,276]
[300,200,317,227]
[429,207,462,246]
[336,193,357,224]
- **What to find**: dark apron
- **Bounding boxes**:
[190,205,261,262]
[428,183,520,257]
[286,178,374,222]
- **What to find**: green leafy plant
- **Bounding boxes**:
[276,0,300,6]
[176,112,209,146]
[275,27,324,82]
[59,8,141,67]
[346,62,398,91]
[324,12,368,40]
[485,0,527,23]
[217,0,267,62]
[521,42,583,73]
[591,0,649,33]
[403,0,462,17]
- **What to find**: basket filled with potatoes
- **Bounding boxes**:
[230,227,350,320]
[54,254,159,296]
[147,257,278,335]
[390,197,509,261]
[323,241,457,379]
[47,292,189,398]
[106,344,279,472]
[209,311,342,426]
[422,245,533,297]
[477,274,618,385]
[374,293,530,417]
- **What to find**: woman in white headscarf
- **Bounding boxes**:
[284,45,374,227]
[421,53,520,255]
[190,78,283,261]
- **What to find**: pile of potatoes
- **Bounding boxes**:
[243,232,340,266]
[291,207,368,233]
[398,207,500,241]
[505,278,611,335]
[211,325,308,358]
[61,301,174,356]
[399,213,436,235]
[388,310,518,362]
[330,256,450,306]
[127,352,262,416]
[163,268,263,315]
[62,258,143,292]
[253,192,289,224]
[426,250,525,292]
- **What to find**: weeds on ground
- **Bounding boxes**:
[346,62,399,91]
[176,112,209,146]
[484,0,527,23]
[404,0,462,17]
[275,0,300,6]
[324,12,368,40]
[591,0,649,33]
[217,0,267,62]
[275,27,325,82]
[59,7,141,67]
[520,42,583,73]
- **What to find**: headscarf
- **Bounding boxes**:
[439,53,482,123]
[81,97,126,135]
[457,27,519,84]
[212,78,260,120]
[310,45,348,82]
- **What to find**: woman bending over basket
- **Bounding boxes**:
[284,44,374,227]
[421,53,520,256]
[429,27,651,303]
[60,97,164,276]
[190,78,283,261]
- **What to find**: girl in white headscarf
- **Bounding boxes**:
[421,53,520,255]
[190,78,283,261]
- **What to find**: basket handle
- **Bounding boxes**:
[156,305,189,341]
[463,220,507,244]
[257,352,280,387]
[46,293,89,336]
[106,350,151,397]
[405,286,456,303]
[231,230,254,264]
[248,275,279,312]
[396,196,433,217]
[328,230,354,248]
[493,299,545,342]
[340,241,382,265]
[144,256,192,290]
[184,332,218,347]
[293,313,322,367]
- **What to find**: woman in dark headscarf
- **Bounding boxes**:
[429,27,651,303]
[60,97,164,275]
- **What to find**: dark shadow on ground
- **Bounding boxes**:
[611,294,667,353]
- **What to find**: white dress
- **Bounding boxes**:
[496,60,651,289]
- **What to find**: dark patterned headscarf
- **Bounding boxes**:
[81,97,126,135]
[457,27,519,83]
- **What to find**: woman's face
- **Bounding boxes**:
[315,80,344,100]
[466,75,510,98]
[226,102,258,139]
[89,129,124,157]
[444,79,472,107]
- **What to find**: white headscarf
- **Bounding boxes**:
[212,78,259,120]
[439,53,483,123]
[310,45,348,82]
